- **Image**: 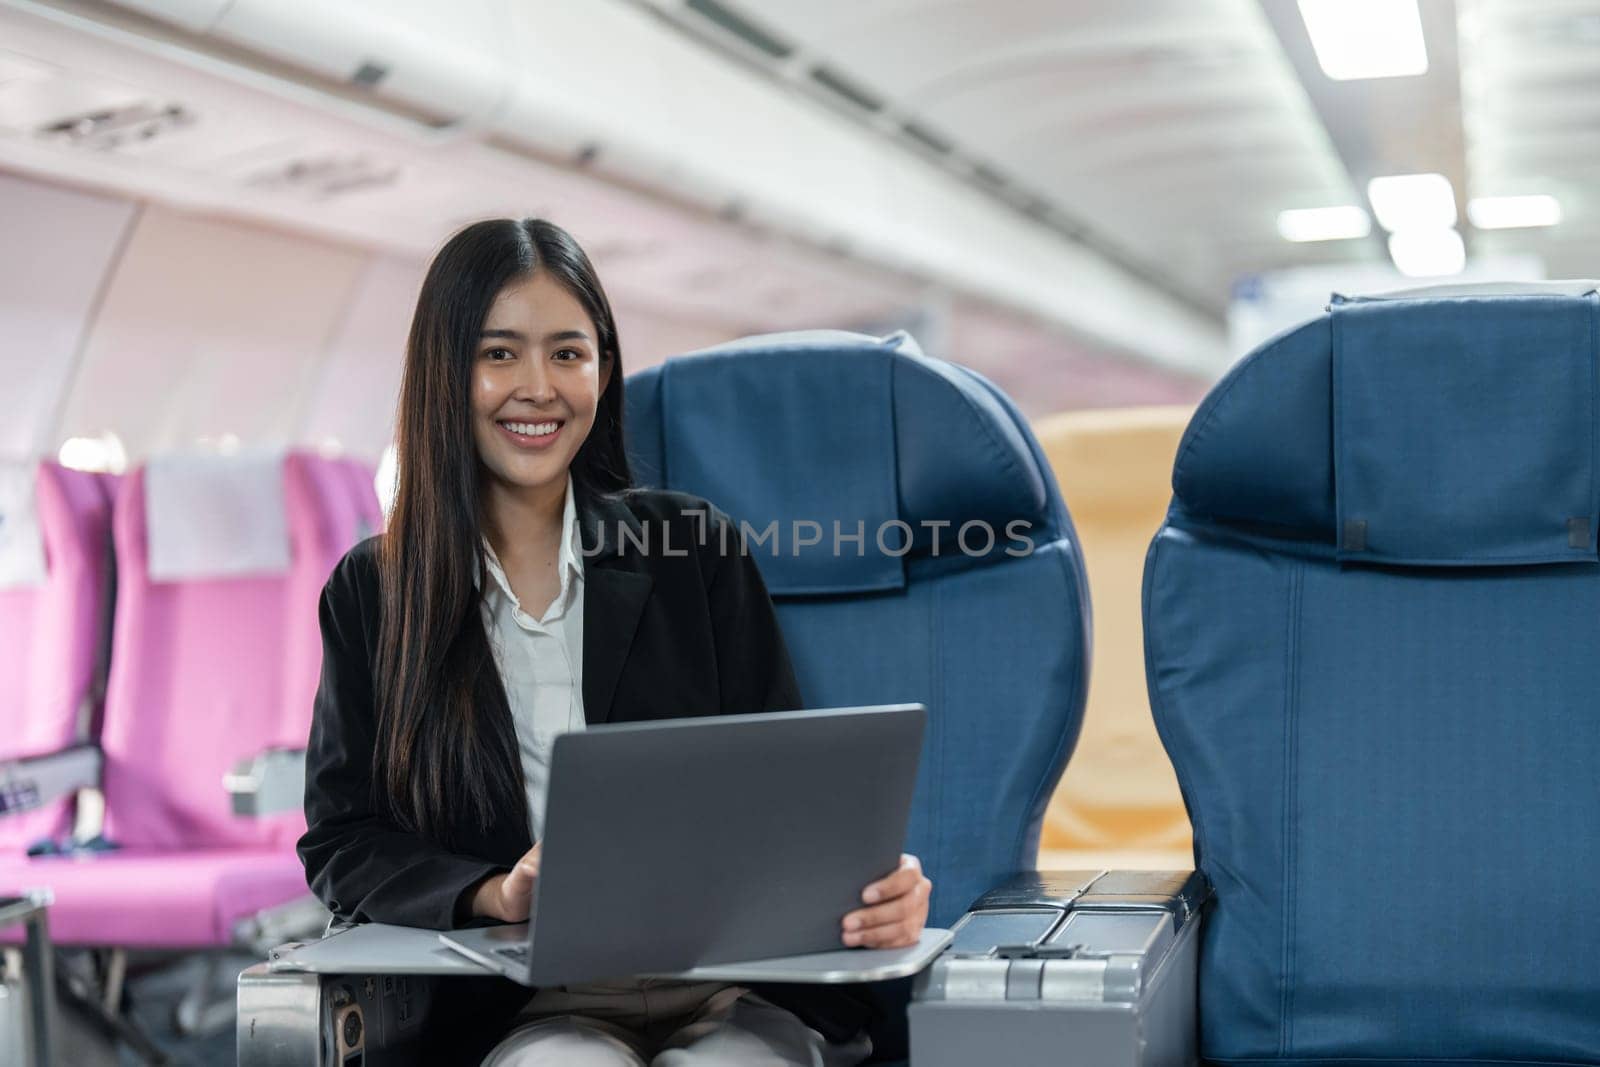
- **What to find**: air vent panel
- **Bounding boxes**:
[809,65,883,113]
[684,0,793,60]
[37,101,195,151]
[245,154,401,199]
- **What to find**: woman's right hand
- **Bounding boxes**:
[469,843,541,922]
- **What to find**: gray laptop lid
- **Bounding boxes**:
[522,703,925,986]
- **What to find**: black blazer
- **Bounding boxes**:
[299,487,879,1053]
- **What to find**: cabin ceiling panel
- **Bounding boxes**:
[0,168,136,459]
[729,0,1361,305]
[56,203,367,459]
[1459,0,1600,272]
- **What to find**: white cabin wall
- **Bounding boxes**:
[0,169,136,459]
[294,254,422,463]
[0,168,777,467]
[56,204,368,458]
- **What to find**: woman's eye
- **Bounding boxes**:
[484,347,515,362]
[553,347,583,361]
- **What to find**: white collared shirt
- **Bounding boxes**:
[480,477,585,841]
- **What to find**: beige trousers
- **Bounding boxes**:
[479,978,871,1066]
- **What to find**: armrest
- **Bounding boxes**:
[909,870,1210,1067]
[1071,870,1209,924]
[224,747,306,817]
[231,895,333,957]
[0,744,102,818]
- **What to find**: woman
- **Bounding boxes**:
[299,218,932,1066]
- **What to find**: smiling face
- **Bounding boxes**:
[471,270,610,502]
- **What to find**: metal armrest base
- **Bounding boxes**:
[239,964,438,1067]
[909,869,1209,1067]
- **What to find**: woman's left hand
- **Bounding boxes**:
[841,853,932,949]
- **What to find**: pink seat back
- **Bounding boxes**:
[279,455,376,748]
[0,463,114,850]
[100,453,349,850]
[96,472,123,508]
[336,457,384,540]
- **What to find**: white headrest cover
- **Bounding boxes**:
[145,451,290,581]
[0,461,46,589]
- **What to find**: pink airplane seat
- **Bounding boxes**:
[0,451,362,948]
[0,461,114,852]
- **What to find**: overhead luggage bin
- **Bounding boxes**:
[101,0,513,129]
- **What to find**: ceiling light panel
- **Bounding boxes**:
[1388,228,1465,277]
[1467,194,1562,230]
[1277,205,1372,242]
[1296,0,1429,81]
[1458,1,1592,277]
[1368,172,1457,232]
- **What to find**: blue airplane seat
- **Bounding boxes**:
[233,329,1089,1067]
[627,330,1092,931]
[1146,287,1600,1064]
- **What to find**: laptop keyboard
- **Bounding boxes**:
[494,944,530,965]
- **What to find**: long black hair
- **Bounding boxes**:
[375,218,630,844]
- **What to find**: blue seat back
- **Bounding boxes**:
[627,330,1090,924]
[1146,287,1600,1063]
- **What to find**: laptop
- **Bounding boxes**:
[439,703,925,986]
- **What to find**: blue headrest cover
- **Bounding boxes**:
[1174,289,1600,565]
[626,331,1051,595]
